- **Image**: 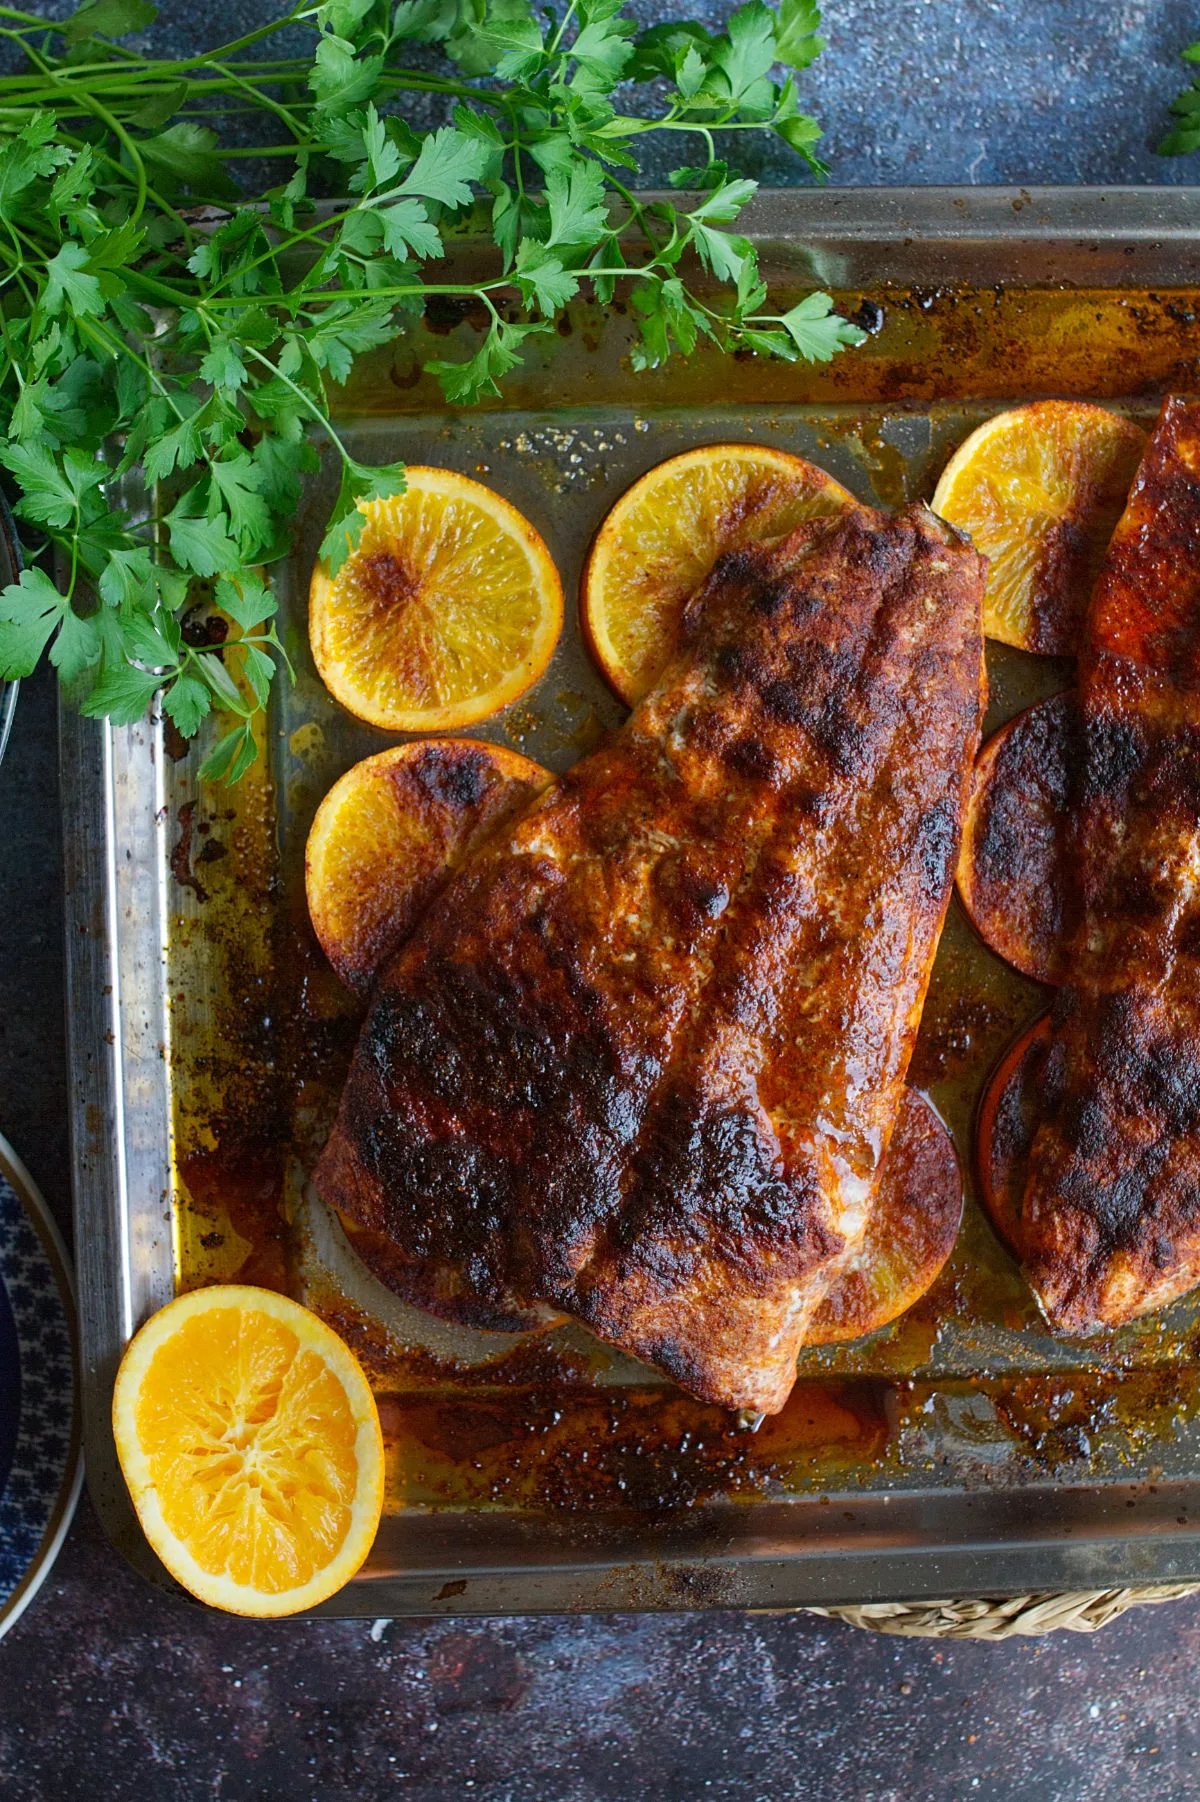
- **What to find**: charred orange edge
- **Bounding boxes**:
[956,692,1076,986]
[974,1011,1054,1259]
[930,401,1147,656]
[580,443,860,707]
[306,738,552,994]
[805,1089,964,1346]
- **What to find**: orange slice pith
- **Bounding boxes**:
[112,1285,384,1617]
[975,1013,1054,1259]
[581,443,861,705]
[310,468,563,731]
[931,402,1146,655]
[957,692,1078,986]
[805,1089,963,1346]
[306,738,552,993]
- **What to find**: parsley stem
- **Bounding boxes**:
[548,0,582,57]
[0,299,23,392]
[605,174,668,261]
[73,92,150,226]
[243,346,355,470]
[65,511,79,607]
[201,59,308,143]
[187,4,311,65]
[184,206,367,307]
[201,143,304,156]
[652,116,785,135]
[378,70,508,103]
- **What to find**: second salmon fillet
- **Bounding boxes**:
[1021,396,1200,1332]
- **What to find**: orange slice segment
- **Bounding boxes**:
[310,469,563,731]
[581,443,860,705]
[975,1013,1054,1258]
[112,1285,384,1616]
[306,738,552,993]
[931,402,1146,654]
[805,1089,963,1345]
[957,692,1078,985]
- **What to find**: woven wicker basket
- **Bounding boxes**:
[806,1585,1200,1638]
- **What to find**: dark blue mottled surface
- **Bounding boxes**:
[793,0,1200,188]
[5,4,1200,1798]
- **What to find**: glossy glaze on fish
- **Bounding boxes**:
[1022,396,1200,1332]
[316,503,986,1412]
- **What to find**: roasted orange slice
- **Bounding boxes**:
[975,1013,1054,1258]
[957,692,1078,985]
[112,1285,384,1616]
[310,469,563,731]
[306,738,551,993]
[581,443,860,705]
[805,1090,963,1345]
[931,402,1146,654]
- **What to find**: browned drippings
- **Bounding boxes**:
[385,1379,894,1515]
[992,1361,1200,1468]
[908,982,1016,1087]
[317,1313,896,1513]
[342,286,1200,415]
[177,1137,290,1295]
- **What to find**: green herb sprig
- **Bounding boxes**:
[1161,38,1200,156]
[0,0,861,779]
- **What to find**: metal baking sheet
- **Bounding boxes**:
[64,187,1200,1614]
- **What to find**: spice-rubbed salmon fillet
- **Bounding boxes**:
[1021,396,1200,1333]
[315,503,986,1413]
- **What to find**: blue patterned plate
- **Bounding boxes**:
[0,1136,82,1640]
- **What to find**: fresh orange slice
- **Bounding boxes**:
[931,402,1146,654]
[975,1013,1054,1258]
[805,1089,963,1345]
[310,469,563,731]
[112,1284,384,1617]
[957,692,1078,985]
[306,738,552,993]
[581,443,860,705]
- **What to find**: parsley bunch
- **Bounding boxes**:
[0,0,861,779]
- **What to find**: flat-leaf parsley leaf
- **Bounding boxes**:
[0,0,861,777]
